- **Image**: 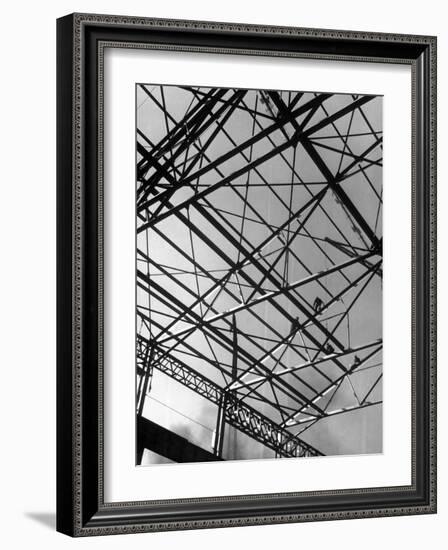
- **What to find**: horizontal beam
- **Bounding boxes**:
[137,416,222,463]
[156,248,379,346]
[230,339,382,390]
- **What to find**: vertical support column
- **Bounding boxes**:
[136,439,144,465]
[137,346,154,417]
[213,393,227,457]
[214,314,238,457]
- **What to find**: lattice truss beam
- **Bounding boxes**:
[136,84,383,459]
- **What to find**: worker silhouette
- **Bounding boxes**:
[313,296,324,314]
[325,343,334,355]
[291,317,300,333]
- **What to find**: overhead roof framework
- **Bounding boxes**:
[136,84,383,461]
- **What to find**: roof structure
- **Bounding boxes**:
[136,84,383,462]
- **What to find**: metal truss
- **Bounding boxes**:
[137,337,322,457]
[136,84,383,460]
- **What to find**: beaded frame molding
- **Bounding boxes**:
[56,13,437,537]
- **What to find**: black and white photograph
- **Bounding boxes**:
[135,84,383,465]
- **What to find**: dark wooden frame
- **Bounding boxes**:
[57,13,437,537]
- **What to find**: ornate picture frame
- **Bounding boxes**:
[56,13,436,536]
